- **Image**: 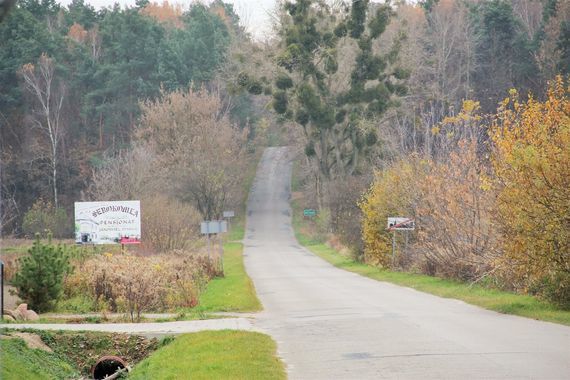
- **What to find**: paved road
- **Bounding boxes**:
[244,147,570,380]
[1,318,256,338]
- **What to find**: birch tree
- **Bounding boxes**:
[19,54,65,209]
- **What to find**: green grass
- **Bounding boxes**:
[197,150,262,313]
[198,242,261,312]
[129,331,285,380]
[1,329,160,378]
[0,337,78,380]
[53,294,95,314]
[291,200,570,326]
[1,246,30,255]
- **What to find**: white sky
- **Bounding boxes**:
[56,0,411,41]
[56,0,279,40]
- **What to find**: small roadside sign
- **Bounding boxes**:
[201,220,228,234]
[303,209,317,217]
[387,217,415,231]
[223,211,235,218]
[200,220,227,274]
[387,217,415,268]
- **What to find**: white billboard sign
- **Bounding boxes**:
[387,217,415,231]
[201,221,228,234]
[75,201,141,244]
[223,211,235,218]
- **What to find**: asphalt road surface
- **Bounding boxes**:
[244,147,570,380]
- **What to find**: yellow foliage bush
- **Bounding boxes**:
[360,158,426,267]
[491,76,570,305]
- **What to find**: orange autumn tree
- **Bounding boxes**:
[417,138,498,281]
[141,1,183,28]
[491,77,570,307]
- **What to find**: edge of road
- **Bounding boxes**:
[289,157,570,327]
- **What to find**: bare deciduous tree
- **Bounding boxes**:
[0,175,19,233]
[19,54,65,209]
[137,87,248,220]
[88,144,158,201]
[420,0,477,103]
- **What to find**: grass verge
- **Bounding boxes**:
[198,240,261,313]
[129,331,285,380]
[197,150,262,313]
[0,329,160,378]
[0,337,78,380]
[291,198,570,326]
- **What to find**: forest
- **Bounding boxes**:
[1,0,569,308]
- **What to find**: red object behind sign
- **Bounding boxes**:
[120,237,141,244]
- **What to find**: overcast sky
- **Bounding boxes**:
[56,0,279,40]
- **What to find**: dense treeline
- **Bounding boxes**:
[0,0,239,234]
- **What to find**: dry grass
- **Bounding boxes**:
[63,251,221,319]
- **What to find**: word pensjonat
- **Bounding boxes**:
[91,205,139,218]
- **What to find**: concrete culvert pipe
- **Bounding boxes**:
[91,355,127,379]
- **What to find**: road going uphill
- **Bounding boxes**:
[244,147,570,379]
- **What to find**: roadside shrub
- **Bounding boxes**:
[113,258,165,321]
[11,235,73,312]
[416,139,499,281]
[1,253,20,283]
[491,78,570,307]
[70,252,217,320]
[361,101,500,282]
[328,176,369,258]
[22,200,70,238]
[531,273,570,310]
[360,158,425,267]
[143,195,201,252]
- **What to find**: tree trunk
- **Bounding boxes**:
[99,113,103,149]
[52,149,58,209]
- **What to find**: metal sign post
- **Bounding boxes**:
[387,217,415,268]
[201,221,228,274]
[206,227,211,261]
[1,260,4,319]
[218,233,224,274]
[392,231,397,267]
[223,211,235,231]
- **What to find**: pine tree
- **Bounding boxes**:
[12,235,73,312]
